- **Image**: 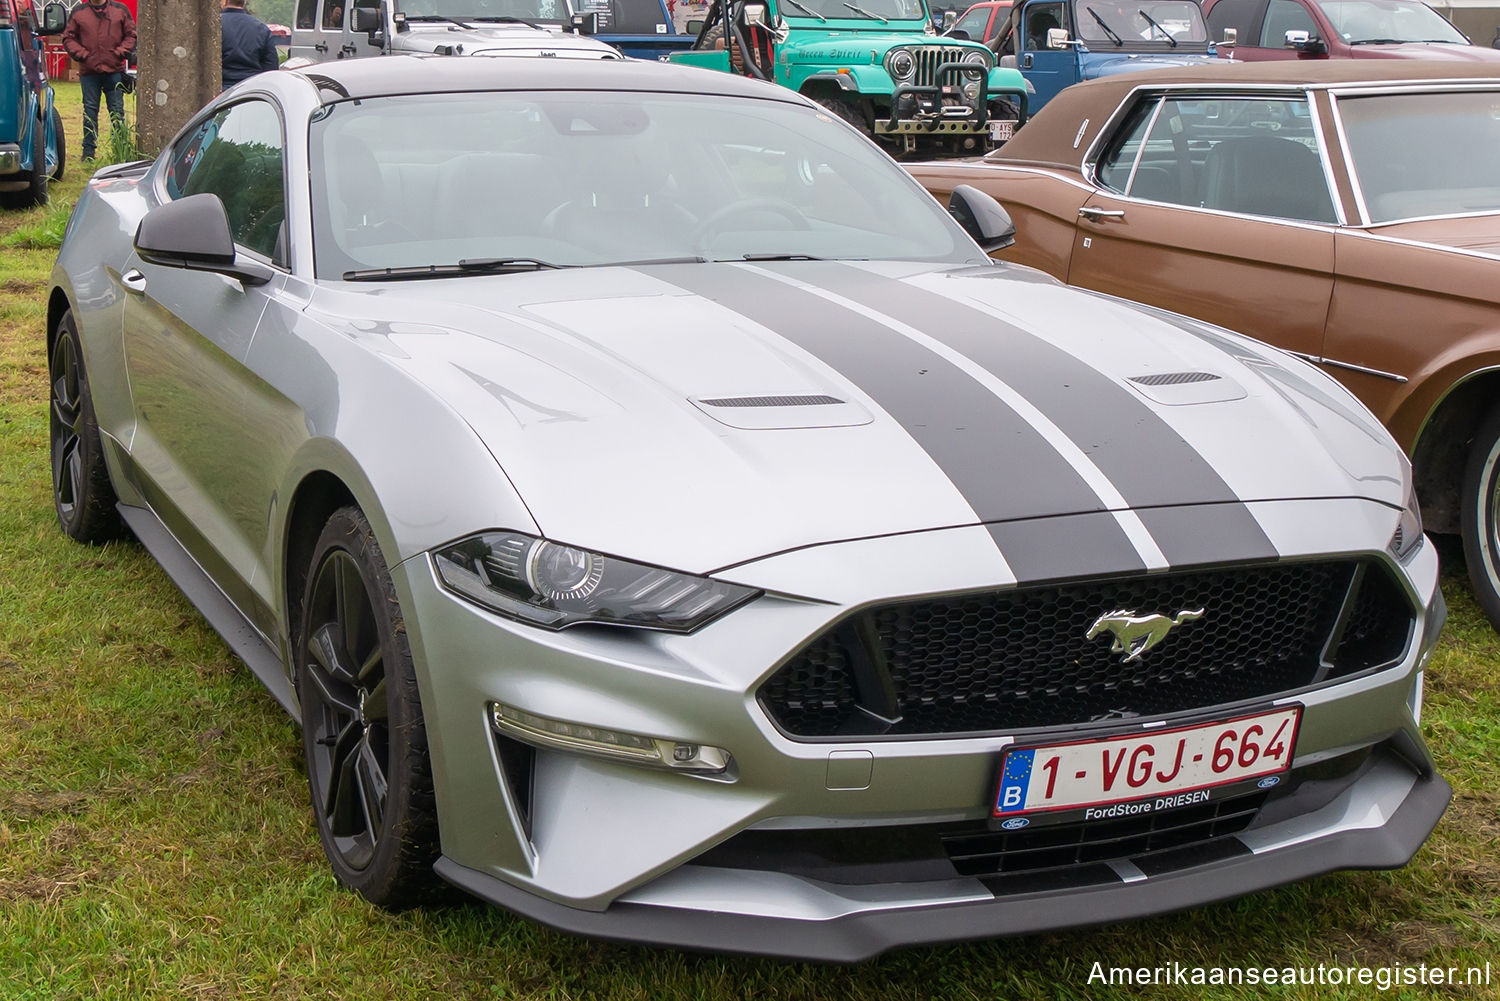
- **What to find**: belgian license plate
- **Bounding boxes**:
[990,120,1017,142]
[993,706,1300,821]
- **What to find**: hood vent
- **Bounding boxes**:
[1130,372,1220,387]
[691,393,871,430]
[1125,371,1245,406]
[700,395,845,408]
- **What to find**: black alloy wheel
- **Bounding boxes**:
[49,310,121,542]
[298,507,439,907]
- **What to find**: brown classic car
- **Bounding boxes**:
[907,60,1500,628]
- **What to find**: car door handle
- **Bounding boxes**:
[339,43,358,57]
[1078,207,1126,221]
[121,268,147,295]
[1021,53,1034,69]
[314,40,329,52]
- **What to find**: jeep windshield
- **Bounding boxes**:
[1313,0,1467,44]
[310,90,979,279]
[776,0,930,20]
[1076,0,1208,45]
[396,0,571,24]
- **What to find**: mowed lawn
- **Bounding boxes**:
[1,83,1496,1001]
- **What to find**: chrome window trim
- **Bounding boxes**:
[1123,98,1165,197]
[1327,83,1500,227]
[1305,90,1348,227]
[1339,227,1500,265]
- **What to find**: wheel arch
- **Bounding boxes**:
[46,287,72,360]
[1410,365,1500,536]
[281,469,361,665]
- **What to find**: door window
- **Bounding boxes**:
[163,100,288,264]
[954,6,992,39]
[1025,1,1066,45]
[1096,95,1336,222]
[1259,0,1316,45]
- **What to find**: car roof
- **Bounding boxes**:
[288,53,811,106]
[995,60,1500,170]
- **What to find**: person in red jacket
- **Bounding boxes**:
[62,0,136,162]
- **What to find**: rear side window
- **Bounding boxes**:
[1095,99,1158,193]
[295,0,316,28]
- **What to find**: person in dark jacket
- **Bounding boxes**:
[62,0,135,161]
[221,0,280,90]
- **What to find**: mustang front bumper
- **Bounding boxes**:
[392,497,1448,960]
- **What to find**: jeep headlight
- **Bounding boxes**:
[434,531,759,631]
[888,48,915,80]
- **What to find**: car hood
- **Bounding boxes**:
[1350,42,1500,60]
[787,32,987,59]
[308,260,1403,573]
[387,23,618,56]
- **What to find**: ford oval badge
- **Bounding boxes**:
[1000,817,1030,830]
[1257,776,1281,789]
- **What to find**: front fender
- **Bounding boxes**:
[786,63,889,95]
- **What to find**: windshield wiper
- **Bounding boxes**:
[841,2,888,22]
[1137,9,1177,46]
[1088,8,1124,45]
[782,0,826,20]
[404,13,474,28]
[740,253,826,261]
[1348,37,1407,44]
[342,258,563,281]
[470,14,545,28]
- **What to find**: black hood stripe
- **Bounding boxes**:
[652,264,1151,572]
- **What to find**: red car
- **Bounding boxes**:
[944,0,1014,45]
[1204,0,1500,60]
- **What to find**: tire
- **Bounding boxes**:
[49,310,123,542]
[1461,403,1500,630]
[49,106,66,181]
[813,94,872,138]
[297,506,441,909]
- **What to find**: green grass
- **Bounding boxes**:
[1,83,1497,1000]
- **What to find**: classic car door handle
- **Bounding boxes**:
[120,268,148,295]
[1078,207,1126,221]
[339,43,358,57]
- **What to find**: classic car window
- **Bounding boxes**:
[1097,96,1336,223]
[1339,90,1500,223]
[1076,0,1208,43]
[1095,98,1158,193]
[1259,0,1317,44]
[308,91,974,278]
[759,0,927,18]
[1025,1,1066,45]
[1205,0,1259,41]
[295,0,316,28]
[1312,0,1466,43]
[953,6,991,38]
[164,101,288,264]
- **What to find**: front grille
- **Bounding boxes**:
[758,559,1414,738]
[911,45,979,88]
[941,790,1267,877]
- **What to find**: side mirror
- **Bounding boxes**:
[686,18,705,33]
[40,1,68,34]
[134,194,274,286]
[1220,26,1236,45]
[943,10,958,29]
[1284,29,1327,53]
[349,5,380,32]
[948,184,1015,252]
[1046,26,1070,48]
[742,2,769,27]
[572,11,598,34]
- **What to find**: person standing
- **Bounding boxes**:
[221,0,279,91]
[62,0,135,163]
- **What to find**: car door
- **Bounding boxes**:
[1064,92,1338,361]
[120,97,290,634]
[1018,0,1076,108]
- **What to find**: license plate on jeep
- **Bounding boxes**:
[993,706,1300,820]
[990,120,1017,142]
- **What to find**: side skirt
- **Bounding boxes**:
[117,502,298,718]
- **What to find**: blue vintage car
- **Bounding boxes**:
[0,0,66,208]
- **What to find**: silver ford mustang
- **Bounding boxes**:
[47,56,1448,961]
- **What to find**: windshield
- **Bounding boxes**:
[1340,90,1500,223]
[1312,0,1465,43]
[776,0,930,20]
[309,91,974,279]
[396,0,572,23]
[1076,0,1209,44]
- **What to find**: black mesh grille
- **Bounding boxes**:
[1129,372,1221,386]
[941,790,1267,877]
[759,559,1413,738]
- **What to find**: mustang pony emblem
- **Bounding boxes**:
[1086,607,1205,662]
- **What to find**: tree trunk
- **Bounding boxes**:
[136,0,221,156]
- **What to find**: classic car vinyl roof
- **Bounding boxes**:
[994,60,1500,172]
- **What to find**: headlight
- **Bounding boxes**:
[1389,460,1423,562]
[962,48,991,68]
[888,48,915,80]
[433,531,759,631]
[961,48,989,83]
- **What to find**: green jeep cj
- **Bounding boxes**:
[671,0,1028,158]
